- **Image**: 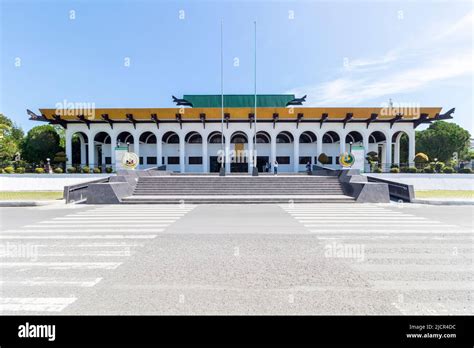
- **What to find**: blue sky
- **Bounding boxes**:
[1,0,472,133]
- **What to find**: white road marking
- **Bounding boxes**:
[0,278,102,287]
[6,228,165,233]
[0,297,77,312]
[0,235,157,239]
[0,262,122,269]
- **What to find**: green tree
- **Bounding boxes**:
[0,114,24,162]
[22,125,63,164]
[416,121,471,162]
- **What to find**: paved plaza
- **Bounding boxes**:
[0,203,472,315]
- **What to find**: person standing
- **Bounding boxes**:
[306,161,311,175]
[273,160,279,175]
[265,161,270,173]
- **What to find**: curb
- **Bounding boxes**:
[412,199,474,206]
[0,201,58,207]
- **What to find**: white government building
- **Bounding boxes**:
[28,94,454,173]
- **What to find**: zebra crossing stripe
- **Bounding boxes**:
[0,297,77,312]
[0,278,102,287]
[0,262,122,269]
[0,235,157,239]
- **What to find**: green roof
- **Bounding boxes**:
[183,94,295,108]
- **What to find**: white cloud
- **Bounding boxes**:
[289,11,473,106]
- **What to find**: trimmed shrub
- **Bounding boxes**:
[35,167,45,174]
[400,166,409,173]
[82,166,90,173]
[93,167,101,173]
[442,167,454,173]
[423,166,434,173]
[373,167,382,173]
[67,167,77,173]
[54,167,63,174]
[105,166,113,173]
[53,151,67,163]
[434,161,445,173]
[407,167,417,173]
[416,168,423,173]
[0,168,4,174]
[458,168,472,174]
[4,166,14,174]
[390,167,400,173]
[414,152,429,164]
[15,167,25,174]
[390,164,399,169]
[317,153,330,165]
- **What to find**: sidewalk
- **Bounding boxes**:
[0,200,65,207]
[412,198,474,205]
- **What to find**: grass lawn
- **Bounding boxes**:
[0,191,63,200]
[415,190,474,199]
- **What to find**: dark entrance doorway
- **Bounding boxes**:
[210,156,225,173]
[257,156,269,172]
[231,160,248,173]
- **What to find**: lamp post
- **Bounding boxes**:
[46,158,52,174]
[349,141,353,154]
[126,142,130,152]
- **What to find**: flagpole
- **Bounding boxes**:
[252,21,258,176]
[220,20,225,176]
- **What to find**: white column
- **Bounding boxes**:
[293,138,299,173]
[363,136,369,172]
[385,139,392,172]
[110,133,117,171]
[80,136,86,166]
[316,138,323,165]
[202,137,208,173]
[65,129,72,169]
[248,138,254,174]
[133,134,140,170]
[179,135,185,173]
[156,134,163,166]
[225,134,231,173]
[339,133,346,155]
[270,133,276,166]
[393,134,400,165]
[408,132,416,167]
[380,144,386,168]
[88,132,95,169]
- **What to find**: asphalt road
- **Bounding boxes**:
[0,202,472,315]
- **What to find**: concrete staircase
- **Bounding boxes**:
[121,175,355,203]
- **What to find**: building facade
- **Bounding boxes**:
[29,94,454,173]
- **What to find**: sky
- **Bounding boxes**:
[1,0,473,133]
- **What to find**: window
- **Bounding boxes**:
[327,156,333,164]
[139,157,143,165]
[276,156,290,164]
[299,156,311,165]
[168,157,180,165]
[105,157,111,165]
[147,157,157,165]
[189,157,203,165]
[336,156,340,165]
